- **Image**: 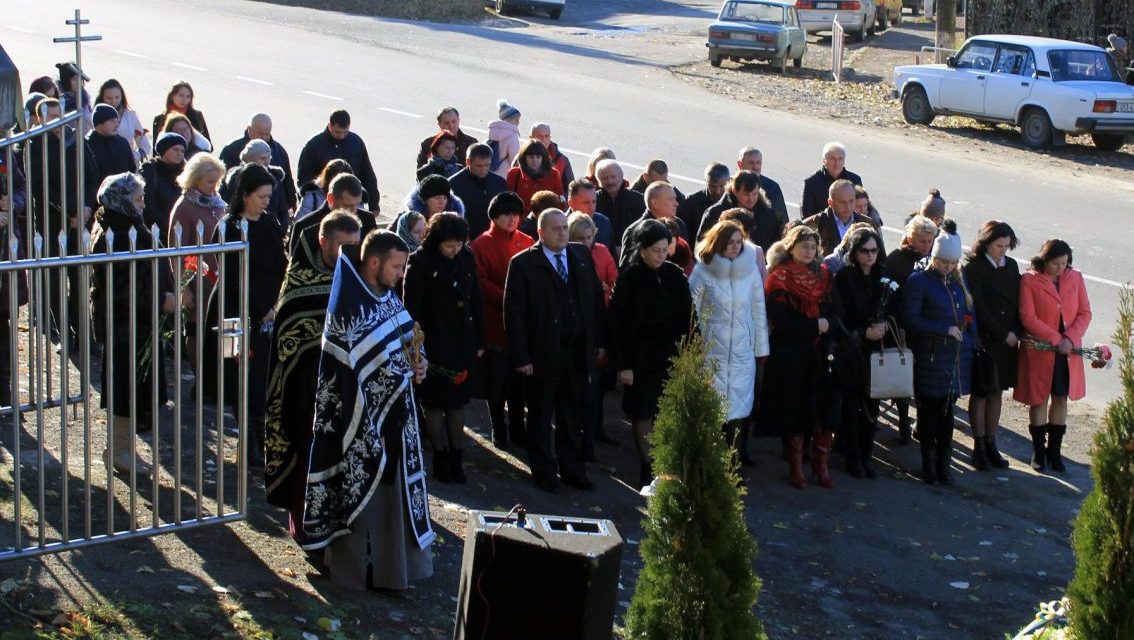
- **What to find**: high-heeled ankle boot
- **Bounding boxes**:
[104,417,152,476]
[985,429,1010,469]
[970,435,990,471]
[1046,424,1066,473]
[1028,424,1047,471]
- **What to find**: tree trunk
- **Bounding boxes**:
[936,0,958,62]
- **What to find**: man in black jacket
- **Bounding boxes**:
[697,170,782,251]
[415,106,478,169]
[738,147,788,225]
[594,159,645,256]
[800,141,863,218]
[619,182,687,269]
[504,209,604,493]
[27,98,98,344]
[289,174,377,257]
[802,179,874,258]
[219,113,296,211]
[297,110,380,213]
[449,143,505,240]
[676,162,729,244]
[86,104,137,186]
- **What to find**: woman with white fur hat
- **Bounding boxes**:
[902,229,978,486]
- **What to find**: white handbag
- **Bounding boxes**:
[869,319,914,400]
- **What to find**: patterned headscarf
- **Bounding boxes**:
[395,212,424,253]
[97,172,145,220]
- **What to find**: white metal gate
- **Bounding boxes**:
[0,11,250,561]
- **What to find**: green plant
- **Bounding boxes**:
[624,332,764,640]
[1067,286,1134,639]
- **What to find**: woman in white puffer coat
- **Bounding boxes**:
[688,218,770,466]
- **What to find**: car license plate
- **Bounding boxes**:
[817,1,838,8]
[1117,102,1134,113]
[732,33,759,42]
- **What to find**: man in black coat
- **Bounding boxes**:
[289,174,377,257]
[219,113,296,211]
[449,143,506,241]
[619,182,687,269]
[504,209,604,493]
[697,170,782,252]
[594,159,645,256]
[297,110,380,213]
[800,141,863,218]
[415,106,478,168]
[86,104,137,187]
[738,147,789,225]
[27,99,98,344]
[801,179,874,257]
[676,162,730,244]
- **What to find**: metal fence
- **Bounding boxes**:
[1,95,250,561]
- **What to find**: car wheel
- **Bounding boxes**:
[901,86,935,125]
[710,53,722,67]
[851,27,865,43]
[1019,108,1054,149]
[775,55,787,73]
[1091,133,1128,151]
[794,53,803,68]
[877,10,889,30]
[911,4,920,16]
[549,8,562,19]
[894,9,903,25]
[495,0,508,15]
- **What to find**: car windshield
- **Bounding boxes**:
[1046,49,1121,82]
[720,2,785,23]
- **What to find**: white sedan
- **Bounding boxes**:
[893,35,1134,151]
[795,0,878,43]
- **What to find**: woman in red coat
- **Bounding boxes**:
[1015,239,1092,473]
[506,140,563,214]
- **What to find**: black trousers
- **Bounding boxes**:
[0,315,11,407]
[524,343,587,483]
[44,227,83,342]
[916,395,955,456]
[842,387,880,463]
[481,347,525,441]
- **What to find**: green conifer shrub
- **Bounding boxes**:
[625,332,765,640]
[1067,287,1134,639]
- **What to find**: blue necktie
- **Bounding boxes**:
[555,252,568,282]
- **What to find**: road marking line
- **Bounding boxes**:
[7,26,36,34]
[171,62,208,71]
[303,90,343,101]
[234,75,273,85]
[377,107,423,118]
[114,49,147,59]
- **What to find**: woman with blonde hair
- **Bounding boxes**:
[757,225,836,488]
[690,219,769,470]
[902,230,978,485]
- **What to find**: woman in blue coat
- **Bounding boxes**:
[903,230,978,485]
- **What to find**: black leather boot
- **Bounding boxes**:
[1046,424,1066,473]
[1028,424,1047,471]
[433,449,454,483]
[985,431,1010,469]
[920,447,937,485]
[449,449,468,484]
[970,436,990,471]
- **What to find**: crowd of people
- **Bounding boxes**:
[3,64,1096,591]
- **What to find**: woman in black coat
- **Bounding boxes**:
[609,220,692,487]
[90,173,176,475]
[962,221,1021,470]
[832,227,894,480]
[402,213,485,484]
[139,132,187,233]
[204,163,287,467]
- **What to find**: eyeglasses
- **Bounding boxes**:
[856,247,879,255]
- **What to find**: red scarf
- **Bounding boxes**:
[766,260,830,319]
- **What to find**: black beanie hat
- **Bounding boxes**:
[93,103,118,127]
[155,131,187,156]
[418,174,451,201]
[487,191,524,219]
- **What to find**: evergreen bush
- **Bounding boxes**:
[625,332,764,640]
[1067,287,1134,639]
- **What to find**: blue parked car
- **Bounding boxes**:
[707,0,808,72]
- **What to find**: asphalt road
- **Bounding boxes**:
[1,3,1124,637]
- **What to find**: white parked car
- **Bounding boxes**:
[893,35,1134,150]
[494,0,564,20]
[795,0,878,43]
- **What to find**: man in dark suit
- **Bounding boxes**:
[676,162,730,244]
[504,209,605,493]
[802,179,874,257]
[218,113,296,212]
[800,141,863,218]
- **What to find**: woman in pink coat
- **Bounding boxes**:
[1015,239,1092,474]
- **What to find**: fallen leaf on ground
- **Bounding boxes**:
[136,565,154,573]
[949,581,969,589]
[280,567,298,578]
[176,585,198,594]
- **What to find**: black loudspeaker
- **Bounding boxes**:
[453,510,624,640]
